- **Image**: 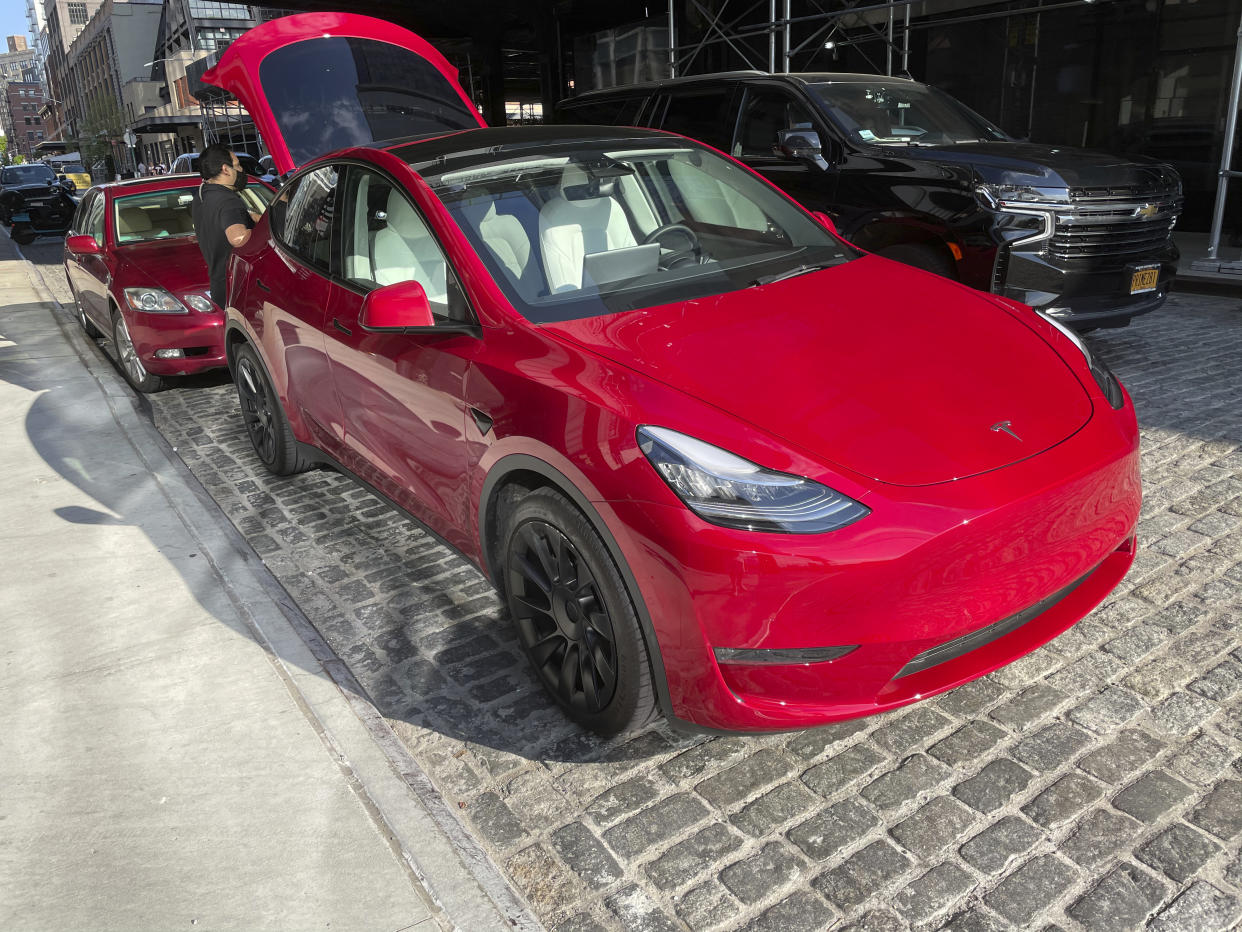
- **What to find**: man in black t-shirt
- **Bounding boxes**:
[191,144,259,311]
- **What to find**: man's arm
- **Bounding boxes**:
[225,223,252,247]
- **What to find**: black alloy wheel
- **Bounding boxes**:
[876,241,959,280]
[232,343,311,476]
[503,488,656,735]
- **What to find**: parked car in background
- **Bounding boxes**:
[63,173,274,392]
[558,72,1184,330]
[47,159,91,193]
[204,12,1142,736]
[171,150,277,183]
[0,163,77,244]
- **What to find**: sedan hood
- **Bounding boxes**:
[544,256,1094,487]
[117,239,209,297]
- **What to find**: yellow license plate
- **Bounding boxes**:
[1130,266,1159,294]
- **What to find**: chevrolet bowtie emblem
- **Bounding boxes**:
[990,420,1022,441]
[1135,203,1158,220]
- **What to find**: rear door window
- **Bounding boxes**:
[271,164,339,273]
[655,86,737,150]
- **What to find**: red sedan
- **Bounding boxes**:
[207,13,1140,734]
[63,174,273,392]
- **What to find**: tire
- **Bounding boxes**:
[111,307,167,393]
[876,241,958,279]
[72,284,102,338]
[502,487,657,736]
[232,342,312,476]
[11,223,36,246]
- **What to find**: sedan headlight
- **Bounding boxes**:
[637,426,870,534]
[183,293,215,313]
[123,287,188,314]
[1039,312,1124,409]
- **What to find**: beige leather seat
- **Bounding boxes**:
[371,193,448,309]
[538,165,638,293]
[117,207,153,241]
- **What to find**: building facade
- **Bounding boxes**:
[40,0,105,142]
[3,81,47,159]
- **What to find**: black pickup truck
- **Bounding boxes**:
[558,72,1183,329]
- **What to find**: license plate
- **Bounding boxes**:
[1130,266,1159,294]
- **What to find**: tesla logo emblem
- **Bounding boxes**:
[990,420,1022,441]
[1135,203,1159,220]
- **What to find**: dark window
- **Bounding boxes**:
[257,36,481,168]
[70,190,95,234]
[737,87,817,158]
[657,87,736,150]
[557,96,646,127]
[272,164,338,273]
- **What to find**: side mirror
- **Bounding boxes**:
[812,211,838,235]
[359,280,436,331]
[66,234,101,255]
[777,128,829,171]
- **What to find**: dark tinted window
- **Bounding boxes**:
[258,37,481,167]
[272,165,338,272]
[657,87,735,150]
[2,164,56,185]
[557,96,645,127]
[70,190,96,234]
[738,87,817,157]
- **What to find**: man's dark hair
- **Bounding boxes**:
[199,144,234,181]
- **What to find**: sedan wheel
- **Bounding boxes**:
[232,343,311,476]
[503,488,656,735]
[111,308,166,393]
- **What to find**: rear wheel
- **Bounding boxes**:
[876,242,958,279]
[112,308,166,393]
[502,487,657,736]
[233,343,312,476]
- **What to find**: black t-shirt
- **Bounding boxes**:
[191,183,253,310]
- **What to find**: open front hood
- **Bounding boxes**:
[544,257,1094,488]
[201,12,486,175]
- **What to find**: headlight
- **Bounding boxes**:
[974,183,1067,248]
[637,426,870,534]
[974,183,1070,208]
[183,293,214,313]
[1038,312,1124,409]
[123,287,187,314]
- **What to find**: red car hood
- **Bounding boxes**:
[116,239,209,297]
[543,256,1094,487]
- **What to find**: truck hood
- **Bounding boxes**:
[888,140,1181,191]
[544,256,1094,487]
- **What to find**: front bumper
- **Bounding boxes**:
[125,308,227,376]
[607,400,1141,732]
[999,241,1178,329]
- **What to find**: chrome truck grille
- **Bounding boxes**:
[1049,188,1182,260]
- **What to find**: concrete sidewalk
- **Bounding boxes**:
[0,236,535,930]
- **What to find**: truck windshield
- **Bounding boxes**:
[808,81,1008,146]
[2,165,56,185]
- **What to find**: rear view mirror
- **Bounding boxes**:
[66,234,101,255]
[777,129,829,171]
[359,280,435,331]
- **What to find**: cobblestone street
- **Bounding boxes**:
[19,238,1242,931]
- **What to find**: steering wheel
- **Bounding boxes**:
[643,223,703,269]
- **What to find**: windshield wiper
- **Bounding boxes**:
[749,260,842,287]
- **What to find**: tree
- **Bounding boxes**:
[75,93,125,176]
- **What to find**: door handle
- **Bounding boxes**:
[255,278,271,292]
[332,318,352,335]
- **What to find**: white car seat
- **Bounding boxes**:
[372,192,448,308]
[538,164,638,293]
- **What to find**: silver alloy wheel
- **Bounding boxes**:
[113,313,148,384]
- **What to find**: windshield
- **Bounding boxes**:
[809,81,1008,146]
[2,165,56,185]
[58,163,87,174]
[115,187,202,243]
[420,142,854,322]
[258,36,482,167]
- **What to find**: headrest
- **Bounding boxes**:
[118,207,152,232]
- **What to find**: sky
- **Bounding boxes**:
[1,0,31,49]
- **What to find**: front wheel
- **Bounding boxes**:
[232,343,311,476]
[502,488,657,736]
[876,242,958,279]
[11,223,36,246]
[112,308,166,393]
